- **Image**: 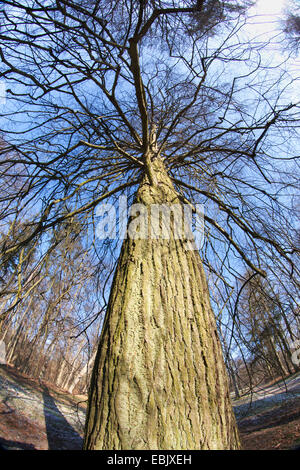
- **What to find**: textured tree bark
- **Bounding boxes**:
[83,157,240,450]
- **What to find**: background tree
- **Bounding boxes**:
[0,0,299,450]
[282,0,300,53]
[0,216,104,393]
[233,273,297,384]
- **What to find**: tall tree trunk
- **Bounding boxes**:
[84,157,240,450]
[68,350,97,395]
[5,300,32,364]
[55,343,72,389]
[62,338,85,393]
[228,360,241,400]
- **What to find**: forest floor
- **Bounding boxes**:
[0,364,86,450]
[0,364,300,450]
[233,371,300,450]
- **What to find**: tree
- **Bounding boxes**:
[0,215,103,393]
[235,273,297,381]
[0,0,299,449]
[84,158,240,449]
[282,0,300,53]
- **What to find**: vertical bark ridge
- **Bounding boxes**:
[84,157,240,450]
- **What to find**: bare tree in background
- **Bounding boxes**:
[0,215,103,393]
[0,0,299,449]
[282,0,300,53]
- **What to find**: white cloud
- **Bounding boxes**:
[254,0,286,15]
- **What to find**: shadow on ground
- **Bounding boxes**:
[41,384,83,450]
[0,436,36,450]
